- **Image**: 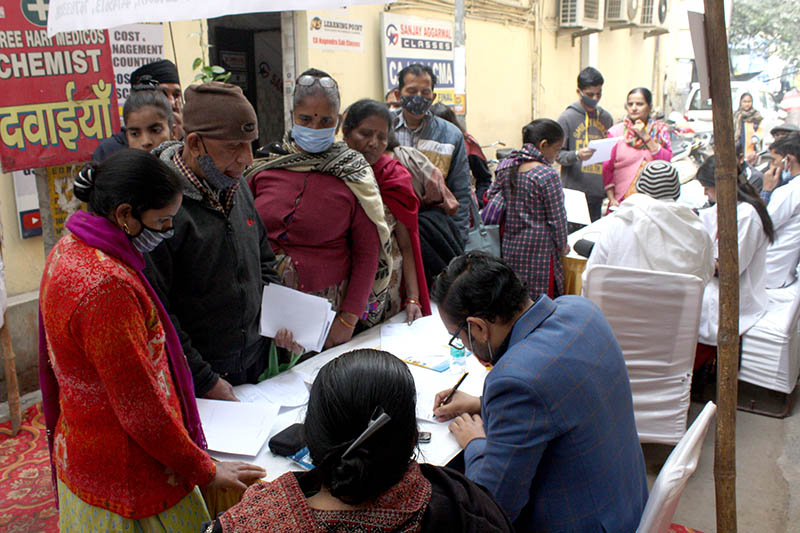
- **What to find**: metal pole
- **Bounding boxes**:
[702,0,738,530]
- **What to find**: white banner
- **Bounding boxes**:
[308,15,364,52]
[109,23,165,112]
[47,0,386,37]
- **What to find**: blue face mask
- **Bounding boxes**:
[292,123,337,153]
[782,168,792,182]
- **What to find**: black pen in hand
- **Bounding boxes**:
[435,372,469,415]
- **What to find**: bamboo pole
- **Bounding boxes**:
[0,245,21,436]
[702,0,739,530]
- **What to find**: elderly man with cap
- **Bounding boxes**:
[92,59,184,161]
[145,82,299,401]
[585,160,715,284]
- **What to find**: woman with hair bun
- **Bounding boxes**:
[485,118,569,299]
[210,349,514,532]
[39,149,265,531]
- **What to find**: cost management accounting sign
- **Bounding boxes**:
[0,0,120,172]
[380,13,455,107]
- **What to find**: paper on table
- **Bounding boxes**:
[415,391,447,423]
[380,315,451,364]
[582,136,622,167]
[196,398,279,456]
[253,370,310,408]
[259,284,335,353]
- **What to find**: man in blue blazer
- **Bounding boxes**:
[433,252,648,532]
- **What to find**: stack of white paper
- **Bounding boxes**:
[196,399,279,456]
[259,284,336,353]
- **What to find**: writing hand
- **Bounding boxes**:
[433,389,480,421]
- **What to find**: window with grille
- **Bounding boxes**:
[560,0,579,25]
[641,0,654,24]
[584,0,600,21]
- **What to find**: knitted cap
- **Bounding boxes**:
[182,82,258,141]
[635,161,680,200]
[770,122,800,137]
[131,59,180,86]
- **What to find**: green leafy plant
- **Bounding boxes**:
[192,57,231,83]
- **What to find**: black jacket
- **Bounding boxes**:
[92,130,128,162]
[145,141,280,396]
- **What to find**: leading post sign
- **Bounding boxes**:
[0,0,120,172]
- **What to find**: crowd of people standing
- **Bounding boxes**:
[36,57,800,532]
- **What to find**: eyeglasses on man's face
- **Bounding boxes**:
[448,321,466,349]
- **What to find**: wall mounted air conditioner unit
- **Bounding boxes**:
[639,0,669,28]
[560,0,605,31]
[606,0,640,24]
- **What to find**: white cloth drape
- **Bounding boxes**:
[765,175,800,289]
[586,193,715,286]
[697,202,769,345]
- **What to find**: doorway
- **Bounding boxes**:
[208,13,286,148]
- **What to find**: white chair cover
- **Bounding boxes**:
[636,401,717,533]
[583,265,704,444]
[739,283,800,394]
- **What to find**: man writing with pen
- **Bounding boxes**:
[430,252,648,532]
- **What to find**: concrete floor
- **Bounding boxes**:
[643,385,799,532]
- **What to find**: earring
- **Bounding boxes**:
[122,223,130,235]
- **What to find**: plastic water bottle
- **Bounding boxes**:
[450,340,467,374]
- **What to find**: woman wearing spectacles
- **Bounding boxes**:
[246,69,392,349]
[206,349,514,532]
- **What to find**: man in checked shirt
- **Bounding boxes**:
[432,252,648,532]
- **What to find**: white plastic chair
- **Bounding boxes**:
[637,401,717,533]
[583,265,705,444]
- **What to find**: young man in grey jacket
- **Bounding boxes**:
[556,67,614,221]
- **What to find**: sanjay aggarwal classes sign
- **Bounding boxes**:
[0,0,120,172]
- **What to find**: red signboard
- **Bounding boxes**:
[0,0,120,172]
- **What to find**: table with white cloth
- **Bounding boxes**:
[208,306,489,481]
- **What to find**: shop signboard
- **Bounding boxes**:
[0,0,120,172]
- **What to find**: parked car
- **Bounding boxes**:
[683,82,785,143]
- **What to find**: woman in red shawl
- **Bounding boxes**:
[343,99,430,323]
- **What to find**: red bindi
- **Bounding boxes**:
[314,113,318,117]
